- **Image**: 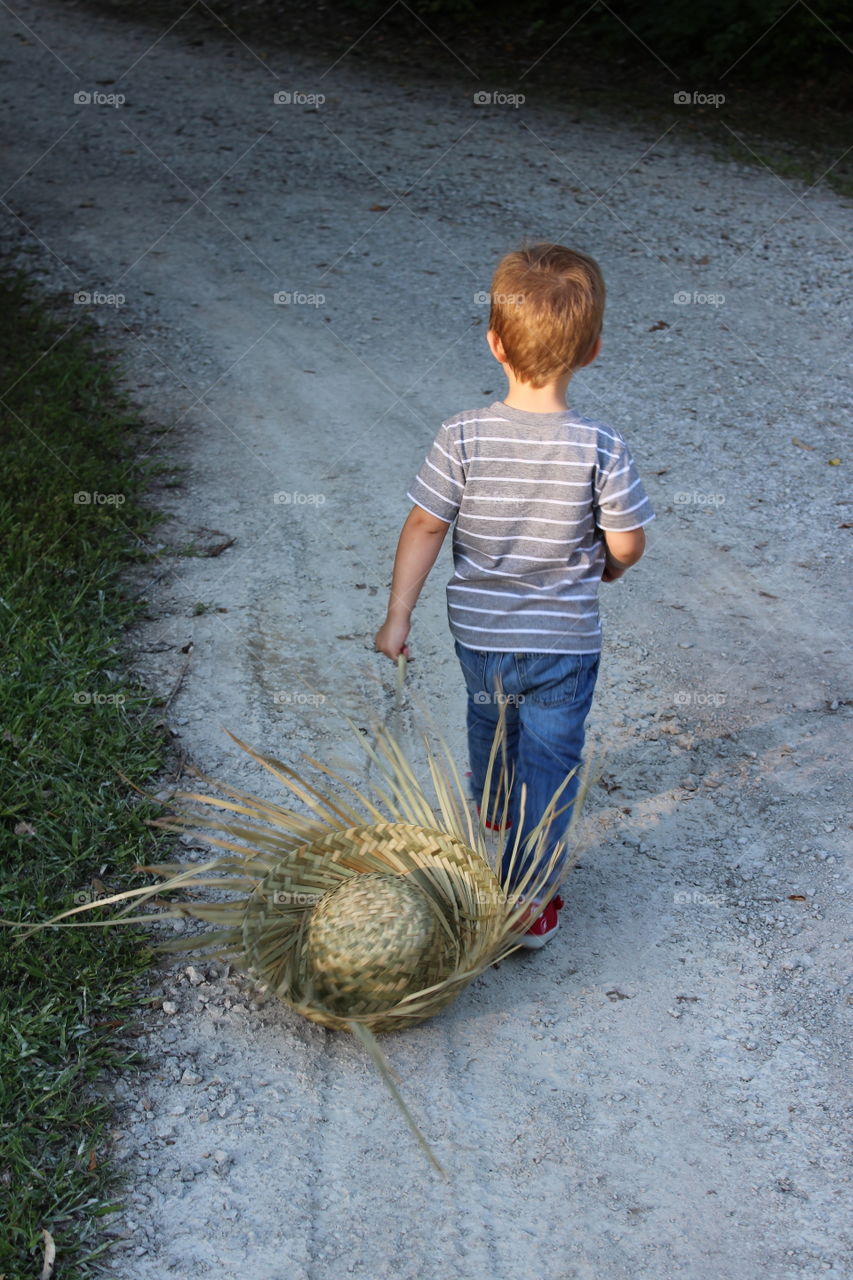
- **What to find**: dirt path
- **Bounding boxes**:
[2,4,851,1277]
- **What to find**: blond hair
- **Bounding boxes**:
[488,243,605,387]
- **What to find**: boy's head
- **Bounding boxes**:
[488,243,605,388]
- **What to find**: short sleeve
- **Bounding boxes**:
[406,422,466,524]
[594,437,655,531]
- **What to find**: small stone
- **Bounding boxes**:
[161,1001,178,1015]
[185,966,204,986]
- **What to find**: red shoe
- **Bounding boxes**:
[475,803,512,832]
[466,772,513,831]
[516,895,564,949]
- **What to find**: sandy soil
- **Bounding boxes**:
[2,3,851,1277]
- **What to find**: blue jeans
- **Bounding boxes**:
[454,641,600,897]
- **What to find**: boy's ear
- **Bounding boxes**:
[486,328,508,364]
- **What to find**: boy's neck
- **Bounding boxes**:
[500,372,573,414]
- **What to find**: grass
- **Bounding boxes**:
[0,272,174,1279]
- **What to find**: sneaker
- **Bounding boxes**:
[475,802,512,832]
[516,894,564,949]
[466,773,513,831]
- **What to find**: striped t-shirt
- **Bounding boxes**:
[407,401,655,654]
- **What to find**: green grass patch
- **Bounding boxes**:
[0,272,173,1279]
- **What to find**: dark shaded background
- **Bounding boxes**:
[86,0,853,95]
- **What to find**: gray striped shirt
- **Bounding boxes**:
[407,401,655,654]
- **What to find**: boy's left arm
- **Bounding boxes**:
[374,505,451,659]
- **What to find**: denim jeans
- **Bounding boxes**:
[454,640,600,897]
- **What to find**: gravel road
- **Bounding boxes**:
[2,3,851,1277]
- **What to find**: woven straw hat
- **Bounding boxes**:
[240,818,507,1033]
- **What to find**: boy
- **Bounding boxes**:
[374,243,654,947]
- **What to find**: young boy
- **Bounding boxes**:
[374,243,654,947]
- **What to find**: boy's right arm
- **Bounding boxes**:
[374,505,451,659]
[601,526,646,583]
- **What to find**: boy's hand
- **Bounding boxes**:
[601,526,646,584]
[374,615,410,660]
[601,562,626,583]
